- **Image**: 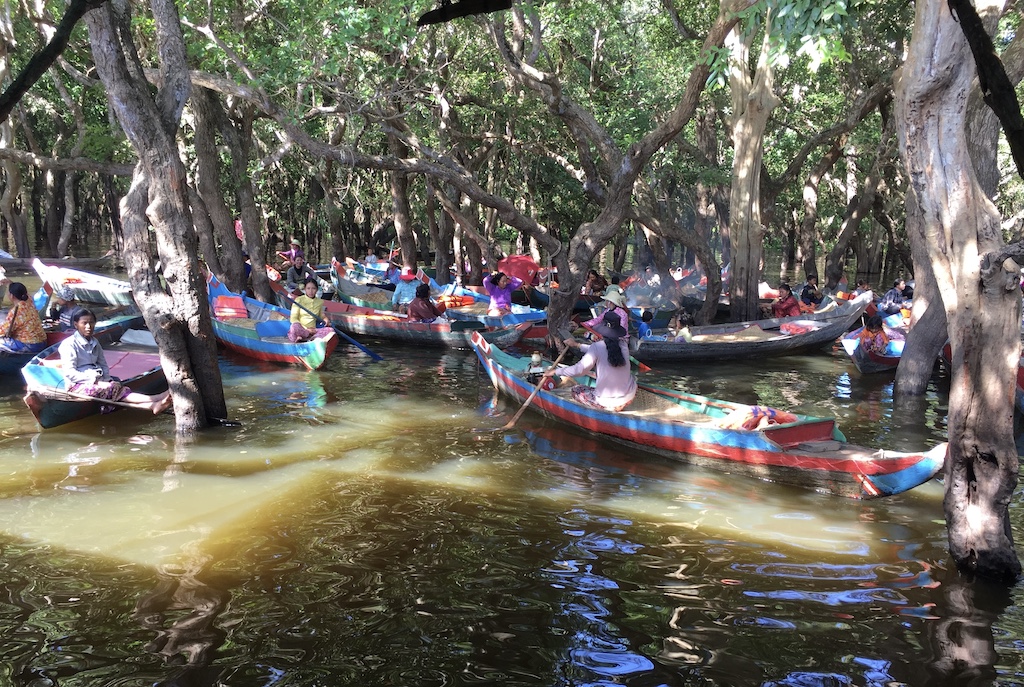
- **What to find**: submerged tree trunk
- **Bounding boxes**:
[895,0,1021,581]
[85,0,227,433]
[725,20,779,321]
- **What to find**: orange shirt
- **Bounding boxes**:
[0,301,47,344]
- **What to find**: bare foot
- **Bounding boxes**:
[153,393,173,415]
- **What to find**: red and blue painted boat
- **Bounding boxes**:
[207,275,338,371]
[22,331,168,429]
[472,331,946,499]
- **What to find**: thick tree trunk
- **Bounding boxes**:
[191,88,245,292]
[85,0,227,433]
[895,0,1021,581]
[895,190,948,396]
[57,171,77,256]
[726,24,779,321]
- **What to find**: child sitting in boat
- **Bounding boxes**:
[58,309,172,414]
[0,282,48,354]
[858,314,890,354]
[543,311,636,412]
[288,279,333,343]
[764,283,801,318]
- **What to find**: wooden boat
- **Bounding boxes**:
[321,300,530,349]
[22,331,168,429]
[840,328,906,374]
[630,292,872,362]
[0,304,144,376]
[0,254,113,272]
[207,275,339,370]
[472,331,947,499]
[32,257,133,306]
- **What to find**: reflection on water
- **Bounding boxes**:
[0,341,1020,685]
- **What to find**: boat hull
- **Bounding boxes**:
[22,341,167,429]
[208,276,339,370]
[631,293,871,362]
[472,331,945,499]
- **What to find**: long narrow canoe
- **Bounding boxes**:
[22,332,168,429]
[32,258,134,306]
[630,292,871,362]
[322,299,529,349]
[207,275,338,370]
[472,331,946,499]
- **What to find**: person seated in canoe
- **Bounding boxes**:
[58,309,172,414]
[762,283,801,318]
[285,255,319,296]
[581,287,629,337]
[47,286,81,331]
[800,275,824,308]
[407,283,444,323]
[277,237,304,269]
[582,269,608,295]
[857,314,890,354]
[392,266,422,313]
[879,278,912,315]
[0,282,48,354]
[289,279,333,343]
[853,278,872,297]
[484,271,522,317]
[543,311,637,412]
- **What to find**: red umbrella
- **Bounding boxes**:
[497,255,542,285]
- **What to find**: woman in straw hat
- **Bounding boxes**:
[543,311,637,411]
[581,285,629,336]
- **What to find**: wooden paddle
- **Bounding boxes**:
[501,345,571,430]
[280,291,383,361]
[39,387,173,413]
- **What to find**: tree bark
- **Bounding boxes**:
[725,21,779,321]
[84,0,227,433]
[895,0,1021,581]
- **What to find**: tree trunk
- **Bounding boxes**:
[726,22,779,321]
[388,134,417,269]
[800,140,844,281]
[895,0,1021,581]
[191,87,245,292]
[57,171,77,256]
[85,0,227,433]
[894,190,948,396]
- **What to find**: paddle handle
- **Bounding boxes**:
[502,345,571,430]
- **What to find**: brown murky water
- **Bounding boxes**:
[0,319,1022,685]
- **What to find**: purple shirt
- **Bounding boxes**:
[556,339,637,410]
[484,276,523,312]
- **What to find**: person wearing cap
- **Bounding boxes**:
[391,266,421,312]
[484,271,522,317]
[543,311,637,412]
[49,286,81,331]
[285,254,318,295]
[581,286,629,336]
[0,282,48,354]
[277,238,305,269]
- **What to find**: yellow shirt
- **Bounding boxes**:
[290,295,324,330]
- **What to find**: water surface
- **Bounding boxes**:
[0,338,1020,686]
